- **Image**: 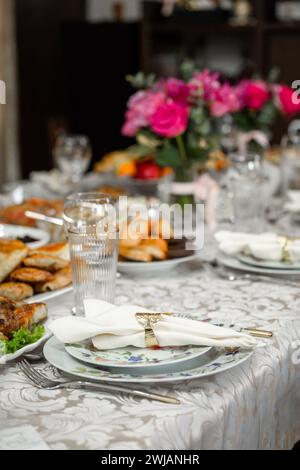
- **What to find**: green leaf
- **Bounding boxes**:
[156,143,182,168]
[127,145,155,157]
[126,72,156,90]
[136,130,161,149]
[4,325,45,354]
[180,59,197,82]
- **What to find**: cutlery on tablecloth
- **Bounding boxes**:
[18,359,180,405]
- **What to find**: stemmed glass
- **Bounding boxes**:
[53,135,92,185]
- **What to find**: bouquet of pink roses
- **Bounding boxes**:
[233,79,300,133]
[122,68,300,173]
[122,69,240,175]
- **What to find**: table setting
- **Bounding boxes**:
[1,66,300,451]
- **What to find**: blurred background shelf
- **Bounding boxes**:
[14,0,300,178]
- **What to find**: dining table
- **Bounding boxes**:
[1,213,300,451]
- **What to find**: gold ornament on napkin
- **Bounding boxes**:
[136,312,172,348]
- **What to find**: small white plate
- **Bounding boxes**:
[44,336,253,384]
[0,329,51,365]
[118,254,198,274]
[237,253,300,271]
[218,253,300,276]
[65,342,211,375]
[0,224,50,249]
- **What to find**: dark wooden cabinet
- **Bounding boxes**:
[15,0,86,178]
[140,0,300,80]
[62,23,139,164]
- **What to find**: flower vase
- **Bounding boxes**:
[171,164,195,207]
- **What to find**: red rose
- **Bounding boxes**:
[274,85,300,117]
[243,80,270,111]
[150,103,189,138]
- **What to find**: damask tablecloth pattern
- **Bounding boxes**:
[1,259,300,450]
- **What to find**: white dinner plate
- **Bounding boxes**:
[44,336,253,384]
[27,286,73,304]
[237,253,300,271]
[65,341,211,375]
[118,254,198,274]
[0,224,50,249]
[218,253,300,276]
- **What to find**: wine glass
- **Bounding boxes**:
[53,135,92,185]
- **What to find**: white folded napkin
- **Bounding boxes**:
[49,299,257,350]
[215,230,300,262]
[284,191,300,213]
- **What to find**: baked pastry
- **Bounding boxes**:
[119,246,152,263]
[23,253,69,272]
[139,239,168,260]
[35,266,72,293]
[0,239,28,283]
[0,296,47,339]
[119,218,150,248]
[0,282,34,301]
[10,267,53,283]
[33,242,70,261]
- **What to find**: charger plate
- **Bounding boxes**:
[218,254,300,276]
[44,336,253,384]
[237,253,300,271]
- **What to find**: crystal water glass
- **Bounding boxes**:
[63,193,118,316]
[230,153,264,231]
[54,135,92,184]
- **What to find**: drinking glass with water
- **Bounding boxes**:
[63,193,118,316]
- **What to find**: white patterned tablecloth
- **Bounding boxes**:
[1,256,300,450]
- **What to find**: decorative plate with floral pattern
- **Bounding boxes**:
[65,341,211,374]
[44,336,253,383]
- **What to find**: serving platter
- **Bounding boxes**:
[0,329,51,365]
[0,224,50,249]
[27,286,73,304]
[118,254,198,274]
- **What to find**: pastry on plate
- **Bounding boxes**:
[139,239,168,260]
[0,296,48,339]
[35,266,72,293]
[23,253,69,272]
[0,239,28,283]
[33,242,70,261]
[10,267,53,283]
[119,246,152,263]
[0,282,34,301]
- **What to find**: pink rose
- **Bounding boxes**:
[122,90,165,136]
[191,70,221,101]
[274,85,300,117]
[150,102,189,138]
[238,80,270,111]
[210,83,241,117]
[166,78,191,104]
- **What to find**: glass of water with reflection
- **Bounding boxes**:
[230,152,264,231]
[63,193,118,316]
[54,135,92,184]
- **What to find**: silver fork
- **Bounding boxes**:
[18,359,180,405]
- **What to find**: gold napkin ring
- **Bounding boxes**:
[136,313,163,348]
